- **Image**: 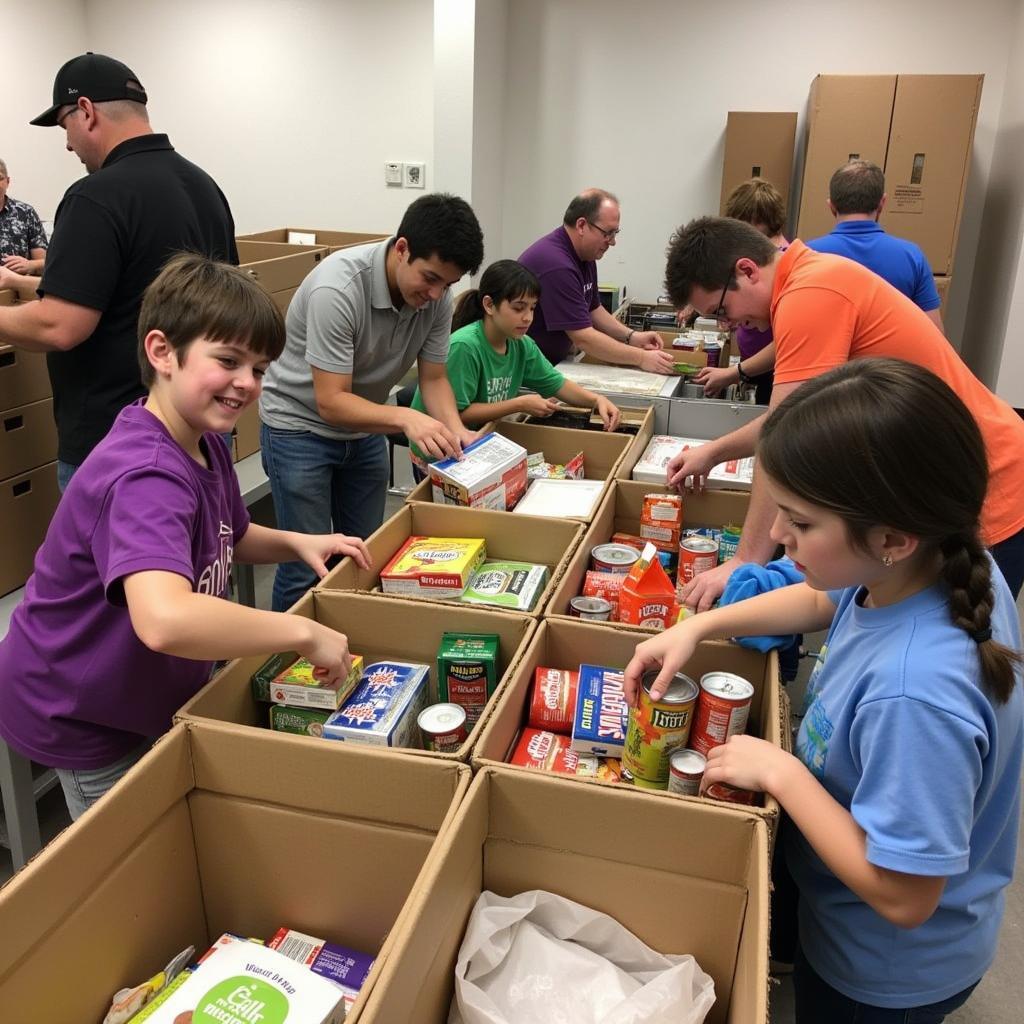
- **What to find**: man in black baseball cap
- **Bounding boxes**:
[0,52,238,487]
[30,52,148,127]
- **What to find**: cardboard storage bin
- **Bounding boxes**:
[357,766,770,1024]
[720,111,798,213]
[319,502,583,617]
[0,344,51,411]
[472,617,786,836]
[236,238,329,263]
[177,588,535,761]
[0,398,57,480]
[546,479,750,626]
[239,245,328,320]
[0,461,60,596]
[237,228,389,254]
[521,401,654,439]
[0,720,471,1024]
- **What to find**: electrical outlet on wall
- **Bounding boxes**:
[404,162,426,189]
[384,161,403,187]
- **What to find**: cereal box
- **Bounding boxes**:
[429,432,528,510]
[509,728,580,773]
[570,664,629,758]
[269,927,374,1016]
[322,661,429,747]
[379,536,486,599]
[268,655,364,710]
[437,632,500,726]
[528,667,579,733]
[269,705,331,737]
[632,435,754,490]
[618,542,677,630]
[460,560,549,611]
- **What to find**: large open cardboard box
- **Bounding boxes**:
[472,616,786,839]
[0,397,57,481]
[177,589,535,762]
[546,479,750,626]
[236,238,328,264]
[0,720,471,1023]
[0,344,51,411]
[521,401,654,438]
[357,766,770,1024]
[319,502,583,617]
[0,461,59,596]
[720,111,798,213]
[239,246,328,304]
[237,228,389,254]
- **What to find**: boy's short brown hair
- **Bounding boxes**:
[723,178,786,237]
[137,252,286,386]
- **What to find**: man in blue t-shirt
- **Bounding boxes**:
[806,159,943,332]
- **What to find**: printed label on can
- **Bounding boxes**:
[704,781,757,805]
[689,672,754,757]
[667,747,707,795]
[529,667,579,732]
[418,703,468,752]
[622,671,699,788]
[678,535,719,592]
[569,596,612,621]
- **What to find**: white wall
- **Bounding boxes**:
[499,0,1019,350]
[2,1,89,222]
[84,0,435,236]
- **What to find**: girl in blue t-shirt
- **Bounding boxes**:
[626,358,1022,1022]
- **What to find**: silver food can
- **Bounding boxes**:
[569,595,612,620]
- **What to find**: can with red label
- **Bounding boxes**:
[704,781,757,805]
[418,703,468,752]
[582,570,624,618]
[677,535,719,593]
[591,543,640,574]
[569,595,613,621]
[509,728,580,774]
[528,667,579,732]
[690,671,755,757]
[667,748,707,795]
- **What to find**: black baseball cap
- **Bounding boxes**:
[30,52,147,127]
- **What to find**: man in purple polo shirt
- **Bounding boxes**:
[519,189,673,372]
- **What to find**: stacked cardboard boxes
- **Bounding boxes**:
[720,111,798,214]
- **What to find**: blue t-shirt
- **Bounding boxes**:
[806,221,941,312]
[788,563,1023,1008]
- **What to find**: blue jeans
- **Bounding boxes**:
[794,944,978,1023]
[55,742,151,820]
[260,424,389,612]
[990,524,1024,599]
[57,460,78,492]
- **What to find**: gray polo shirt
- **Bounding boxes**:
[260,238,452,440]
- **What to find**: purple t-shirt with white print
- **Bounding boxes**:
[0,402,250,770]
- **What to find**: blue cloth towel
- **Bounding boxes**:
[719,557,805,654]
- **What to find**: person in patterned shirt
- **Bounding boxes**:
[0,158,48,275]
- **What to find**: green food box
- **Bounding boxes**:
[460,561,549,611]
[250,650,302,702]
[269,705,331,737]
[437,632,500,726]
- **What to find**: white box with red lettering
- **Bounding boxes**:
[428,432,528,510]
[631,435,754,490]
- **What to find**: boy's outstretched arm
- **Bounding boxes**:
[123,571,353,684]
[234,523,371,576]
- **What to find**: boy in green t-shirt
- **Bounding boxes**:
[409,260,619,471]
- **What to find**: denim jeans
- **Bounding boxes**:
[990,524,1024,600]
[260,424,389,612]
[55,742,151,820]
[793,944,979,1023]
[57,460,78,493]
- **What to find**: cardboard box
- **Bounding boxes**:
[0,345,51,412]
[239,246,328,295]
[0,721,471,1024]
[472,617,786,837]
[428,431,528,511]
[236,238,329,263]
[238,228,389,255]
[633,435,754,490]
[879,75,983,275]
[177,589,535,761]
[512,477,607,520]
[232,402,261,462]
[318,502,582,617]
[720,111,798,214]
[521,402,654,440]
[0,398,57,480]
[547,480,749,626]
[380,536,487,599]
[0,461,59,596]
[356,767,770,1024]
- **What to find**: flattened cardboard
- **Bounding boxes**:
[357,767,770,1024]
[879,75,983,274]
[0,344,51,412]
[0,461,59,596]
[720,111,798,212]
[0,722,470,1024]
[796,75,897,243]
[0,398,57,480]
[176,589,535,762]
[547,480,749,627]
[318,502,582,617]
[472,616,784,840]
[239,246,328,294]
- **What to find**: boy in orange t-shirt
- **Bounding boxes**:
[662,216,1024,611]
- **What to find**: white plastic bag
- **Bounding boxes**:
[448,890,715,1024]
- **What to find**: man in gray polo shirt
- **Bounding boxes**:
[260,193,484,611]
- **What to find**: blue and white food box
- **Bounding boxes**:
[323,661,429,747]
[570,663,629,758]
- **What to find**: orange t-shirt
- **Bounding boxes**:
[771,241,1024,545]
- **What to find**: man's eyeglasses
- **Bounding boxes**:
[56,106,81,129]
[709,272,735,320]
[587,221,621,240]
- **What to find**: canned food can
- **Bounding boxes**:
[622,671,699,789]
[569,595,613,621]
[591,543,640,574]
[704,781,757,805]
[678,535,719,591]
[667,748,707,795]
[690,672,755,757]
[528,667,579,732]
[418,702,468,752]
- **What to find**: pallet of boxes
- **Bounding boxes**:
[0,413,775,1023]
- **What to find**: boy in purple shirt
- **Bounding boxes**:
[0,254,370,820]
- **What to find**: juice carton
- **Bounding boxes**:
[437,632,500,726]
[618,542,677,630]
